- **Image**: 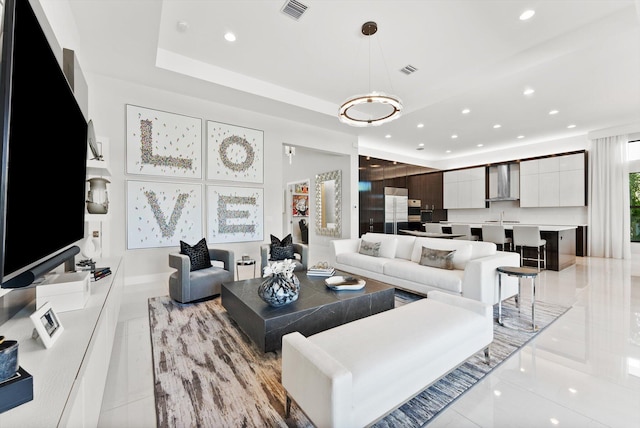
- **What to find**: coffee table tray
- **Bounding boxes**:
[325,276,366,291]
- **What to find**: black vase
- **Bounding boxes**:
[258,273,300,307]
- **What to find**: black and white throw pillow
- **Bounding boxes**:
[180,238,212,271]
[270,234,295,261]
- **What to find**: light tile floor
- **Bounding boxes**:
[98,251,640,428]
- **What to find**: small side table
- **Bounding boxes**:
[236,258,257,280]
[497,266,539,331]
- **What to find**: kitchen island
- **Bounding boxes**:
[438,222,581,271]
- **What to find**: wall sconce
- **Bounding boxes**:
[284,145,296,165]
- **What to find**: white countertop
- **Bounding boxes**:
[437,222,579,232]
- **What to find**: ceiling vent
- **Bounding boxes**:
[281,0,308,20]
[400,65,418,75]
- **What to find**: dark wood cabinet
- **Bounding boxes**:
[359,156,445,236]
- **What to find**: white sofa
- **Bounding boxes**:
[330,232,519,305]
[282,291,493,428]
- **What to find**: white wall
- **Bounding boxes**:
[87,74,357,283]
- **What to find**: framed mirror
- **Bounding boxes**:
[315,169,342,237]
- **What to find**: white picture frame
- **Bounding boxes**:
[206,120,263,183]
[126,104,203,178]
[206,185,264,244]
[30,302,64,349]
[126,180,204,249]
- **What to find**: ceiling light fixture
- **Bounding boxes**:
[417,123,424,128]
[493,124,501,129]
[567,124,576,128]
[451,134,458,139]
[477,144,484,147]
[523,88,535,95]
[385,134,391,138]
[338,22,403,127]
[224,32,236,42]
[520,10,535,21]
[517,135,525,139]
[462,108,471,114]
[549,110,559,115]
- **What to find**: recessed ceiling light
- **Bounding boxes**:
[493,390,502,397]
[550,418,559,425]
[523,88,535,96]
[371,164,381,168]
[567,124,576,129]
[477,144,484,147]
[493,124,501,129]
[446,150,451,153]
[462,108,470,114]
[549,110,559,115]
[451,134,458,139]
[520,10,535,21]
[517,135,525,139]
[417,123,424,128]
[418,143,425,147]
[385,134,391,138]
[176,21,189,32]
[224,32,236,42]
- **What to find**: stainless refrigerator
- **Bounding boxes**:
[384,187,408,234]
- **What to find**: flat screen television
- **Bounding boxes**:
[0,0,87,297]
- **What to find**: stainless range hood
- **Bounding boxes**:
[486,164,519,201]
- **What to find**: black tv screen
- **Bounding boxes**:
[0,0,88,286]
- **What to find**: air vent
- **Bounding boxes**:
[400,65,418,75]
[282,0,308,20]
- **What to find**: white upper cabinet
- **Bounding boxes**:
[443,166,486,209]
[519,152,585,207]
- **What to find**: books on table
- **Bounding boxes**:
[307,266,335,277]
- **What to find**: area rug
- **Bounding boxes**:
[149,290,569,427]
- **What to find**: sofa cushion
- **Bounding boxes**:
[419,246,455,270]
[410,238,472,270]
[335,252,389,274]
[360,233,398,259]
[307,298,488,409]
[394,235,417,260]
[359,240,381,256]
[180,238,212,271]
[469,240,497,259]
[383,259,463,293]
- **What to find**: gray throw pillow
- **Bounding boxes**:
[359,240,381,257]
[419,246,456,270]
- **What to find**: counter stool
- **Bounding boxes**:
[481,224,512,251]
[497,266,539,331]
[423,223,443,233]
[512,225,546,271]
[451,224,479,241]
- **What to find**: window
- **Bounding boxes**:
[630,140,640,242]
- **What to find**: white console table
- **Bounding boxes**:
[0,256,123,427]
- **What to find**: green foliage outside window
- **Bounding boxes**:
[631,172,640,242]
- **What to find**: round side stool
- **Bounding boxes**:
[497,266,539,331]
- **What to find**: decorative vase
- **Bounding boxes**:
[86,177,110,214]
[258,273,300,307]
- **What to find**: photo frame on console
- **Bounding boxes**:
[206,185,264,244]
[126,104,202,178]
[30,302,64,349]
[126,180,204,249]
[206,120,263,183]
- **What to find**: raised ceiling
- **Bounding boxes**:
[67,0,640,162]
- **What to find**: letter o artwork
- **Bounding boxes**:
[218,135,255,172]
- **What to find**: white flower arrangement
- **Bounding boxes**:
[263,259,296,279]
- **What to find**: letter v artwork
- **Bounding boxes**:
[126,181,204,249]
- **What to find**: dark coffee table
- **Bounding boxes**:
[221,271,395,353]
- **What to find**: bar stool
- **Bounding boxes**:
[423,223,443,233]
[451,224,479,241]
[481,224,512,251]
[512,226,546,271]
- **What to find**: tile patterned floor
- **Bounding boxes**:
[98,249,640,428]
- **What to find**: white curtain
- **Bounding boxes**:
[588,135,631,258]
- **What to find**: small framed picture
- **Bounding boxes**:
[30,302,64,349]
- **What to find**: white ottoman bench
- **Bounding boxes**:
[281,290,493,428]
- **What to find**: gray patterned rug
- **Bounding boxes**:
[149,290,569,427]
